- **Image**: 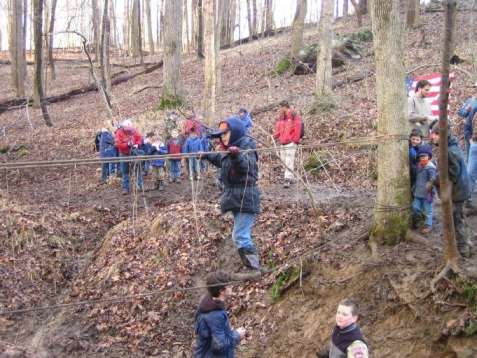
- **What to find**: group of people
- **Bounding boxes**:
[408,79,474,258]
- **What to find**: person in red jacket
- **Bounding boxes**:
[166,129,182,183]
[274,100,302,188]
[114,119,143,194]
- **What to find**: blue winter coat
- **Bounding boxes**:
[238,111,253,134]
[147,143,168,167]
[446,136,471,202]
[206,117,260,214]
[99,131,116,158]
[194,295,241,358]
[184,136,204,153]
[457,97,477,140]
[413,161,436,199]
[409,144,420,186]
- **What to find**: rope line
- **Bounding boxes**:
[0,135,408,170]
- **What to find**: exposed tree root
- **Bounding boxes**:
[430,262,461,293]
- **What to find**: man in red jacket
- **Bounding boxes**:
[274,100,302,188]
[114,119,143,194]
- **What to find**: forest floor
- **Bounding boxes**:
[1,10,477,358]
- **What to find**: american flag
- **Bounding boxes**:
[406,72,455,120]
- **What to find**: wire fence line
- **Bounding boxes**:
[0,134,407,170]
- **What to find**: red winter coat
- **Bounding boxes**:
[114,127,142,155]
[183,117,202,136]
[274,110,302,145]
[167,138,182,155]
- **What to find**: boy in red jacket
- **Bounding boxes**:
[167,129,182,183]
[274,100,302,188]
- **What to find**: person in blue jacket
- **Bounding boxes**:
[205,117,261,276]
[149,137,168,191]
[98,128,117,183]
[457,93,477,160]
[194,271,245,357]
[238,108,253,134]
[183,126,203,180]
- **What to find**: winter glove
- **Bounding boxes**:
[228,146,240,158]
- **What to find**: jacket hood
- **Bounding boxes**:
[417,144,433,158]
[198,294,225,314]
[223,116,246,146]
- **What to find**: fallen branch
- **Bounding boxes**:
[133,85,162,94]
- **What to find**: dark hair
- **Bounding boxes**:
[206,271,232,298]
[409,128,423,138]
[415,80,431,92]
[279,100,290,108]
[146,131,155,138]
[339,298,359,316]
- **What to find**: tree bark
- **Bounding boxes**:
[46,0,57,80]
[91,0,100,61]
[8,0,27,97]
[252,0,257,37]
[203,0,219,124]
[110,0,118,47]
[162,0,183,105]
[370,0,409,245]
[145,0,154,54]
[406,0,421,28]
[265,0,274,36]
[315,0,333,96]
[350,0,362,26]
[131,0,143,61]
[123,0,129,52]
[246,0,253,38]
[290,0,307,59]
[343,0,349,16]
[100,0,112,97]
[184,0,191,52]
[437,0,460,267]
[197,0,205,58]
[360,0,368,14]
[33,0,53,126]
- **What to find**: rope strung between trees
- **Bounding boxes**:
[0,135,408,170]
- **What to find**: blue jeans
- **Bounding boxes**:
[188,157,200,179]
[412,197,433,227]
[168,159,181,179]
[467,143,477,195]
[232,212,256,250]
[120,153,144,192]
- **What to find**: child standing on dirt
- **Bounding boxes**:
[411,145,436,234]
[167,129,182,183]
[409,128,423,191]
[149,135,168,191]
[98,127,116,184]
[183,127,203,181]
[194,271,245,357]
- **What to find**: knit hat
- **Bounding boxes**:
[417,145,433,158]
[122,119,133,127]
[409,128,423,138]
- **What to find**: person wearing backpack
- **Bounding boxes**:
[274,100,303,188]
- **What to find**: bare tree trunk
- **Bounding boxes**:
[406,0,421,28]
[203,0,219,124]
[23,0,27,63]
[110,0,118,47]
[145,0,154,54]
[246,0,253,38]
[265,0,274,36]
[252,0,257,37]
[228,0,237,46]
[315,0,333,97]
[369,0,409,245]
[360,0,368,14]
[350,0,362,26]
[184,0,191,52]
[92,0,100,61]
[343,0,349,16]
[101,0,112,97]
[161,0,183,106]
[8,0,27,97]
[46,0,57,80]
[197,0,205,58]
[33,0,52,126]
[130,0,143,61]
[123,0,129,52]
[290,0,307,59]
[220,0,230,47]
[437,0,460,270]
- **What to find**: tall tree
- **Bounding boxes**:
[8,0,27,97]
[145,0,154,54]
[246,0,253,38]
[252,0,257,37]
[315,0,333,98]
[360,0,368,14]
[110,0,118,47]
[33,0,53,126]
[406,0,421,28]
[91,0,100,60]
[123,0,129,52]
[46,0,57,80]
[130,0,143,61]
[350,0,362,26]
[290,0,307,59]
[100,0,112,97]
[197,0,205,58]
[264,0,274,36]
[203,0,219,123]
[161,0,183,106]
[343,0,349,17]
[369,0,409,245]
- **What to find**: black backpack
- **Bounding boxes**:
[94,131,102,152]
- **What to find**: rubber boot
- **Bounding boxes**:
[233,248,261,281]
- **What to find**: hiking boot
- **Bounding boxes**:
[158,180,165,191]
[238,247,260,271]
[419,226,432,234]
[176,178,181,184]
[283,180,290,189]
[122,190,129,195]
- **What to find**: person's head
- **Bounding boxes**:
[206,271,233,299]
[336,299,359,329]
[190,126,197,137]
[409,128,423,146]
[238,108,247,119]
[415,80,431,98]
[279,100,290,116]
[217,116,246,147]
[122,118,133,128]
[417,145,432,165]
[146,131,155,139]
[171,129,179,139]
